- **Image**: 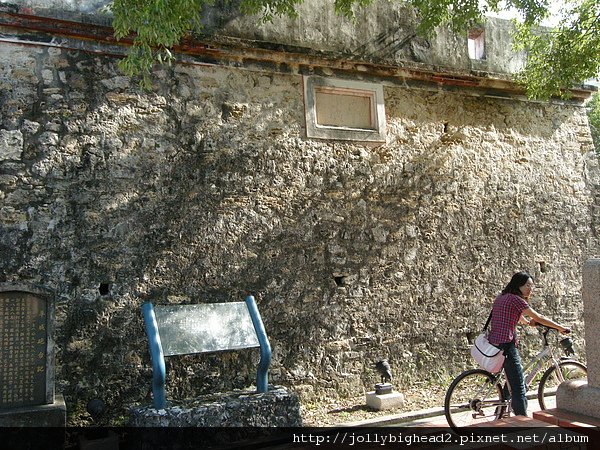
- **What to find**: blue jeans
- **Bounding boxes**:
[498,341,527,416]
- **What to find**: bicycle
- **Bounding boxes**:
[444,326,587,430]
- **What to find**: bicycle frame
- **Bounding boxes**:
[445,326,586,429]
[480,328,568,415]
[523,332,559,387]
[487,327,565,415]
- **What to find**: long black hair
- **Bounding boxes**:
[501,271,532,297]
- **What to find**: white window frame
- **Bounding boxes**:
[303,76,387,142]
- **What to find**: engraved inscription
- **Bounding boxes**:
[154,302,259,356]
[0,292,47,408]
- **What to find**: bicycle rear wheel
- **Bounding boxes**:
[538,360,587,410]
[445,369,506,430]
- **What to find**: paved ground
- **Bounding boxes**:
[342,393,552,427]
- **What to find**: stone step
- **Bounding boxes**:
[533,407,600,443]
[532,408,600,428]
[439,417,587,450]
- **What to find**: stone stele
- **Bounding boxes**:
[0,283,66,426]
[556,259,600,419]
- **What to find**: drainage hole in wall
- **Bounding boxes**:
[466,331,476,345]
[99,283,111,296]
[333,276,345,287]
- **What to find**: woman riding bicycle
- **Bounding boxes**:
[488,271,571,417]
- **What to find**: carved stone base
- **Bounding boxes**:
[366,390,405,411]
[557,380,600,419]
[0,394,66,426]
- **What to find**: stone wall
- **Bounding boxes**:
[130,387,302,427]
[2,0,527,77]
[0,40,598,424]
[215,2,524,75]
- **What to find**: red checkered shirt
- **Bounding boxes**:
[488,293,529,346]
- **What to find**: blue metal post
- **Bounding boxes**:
[245,295,271,393]
[141,302,167,409]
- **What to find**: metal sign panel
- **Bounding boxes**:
[154,302,260,356]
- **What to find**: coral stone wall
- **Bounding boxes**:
[0,42,598,423]
[130,388,302,427]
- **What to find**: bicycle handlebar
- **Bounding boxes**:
[529,321,571,334]
[530,323,574,354]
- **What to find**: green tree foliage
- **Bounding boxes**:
[408,0,549,34]
[111,0,599,98]
[513,0,599,99]
[112,0,205,87]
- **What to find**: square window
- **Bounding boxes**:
[303,76,386,142]
[468,28,485,60]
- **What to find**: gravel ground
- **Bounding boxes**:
[300,383,448,427]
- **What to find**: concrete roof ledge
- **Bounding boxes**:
[0,0,595,102]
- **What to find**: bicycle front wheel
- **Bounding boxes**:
[538,360,587,410]
[444,369,506,430]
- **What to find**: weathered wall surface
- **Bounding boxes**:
[215,2,524,75]
[0,40,598,423]
[130,387,302,427]
[4,0,525,76]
